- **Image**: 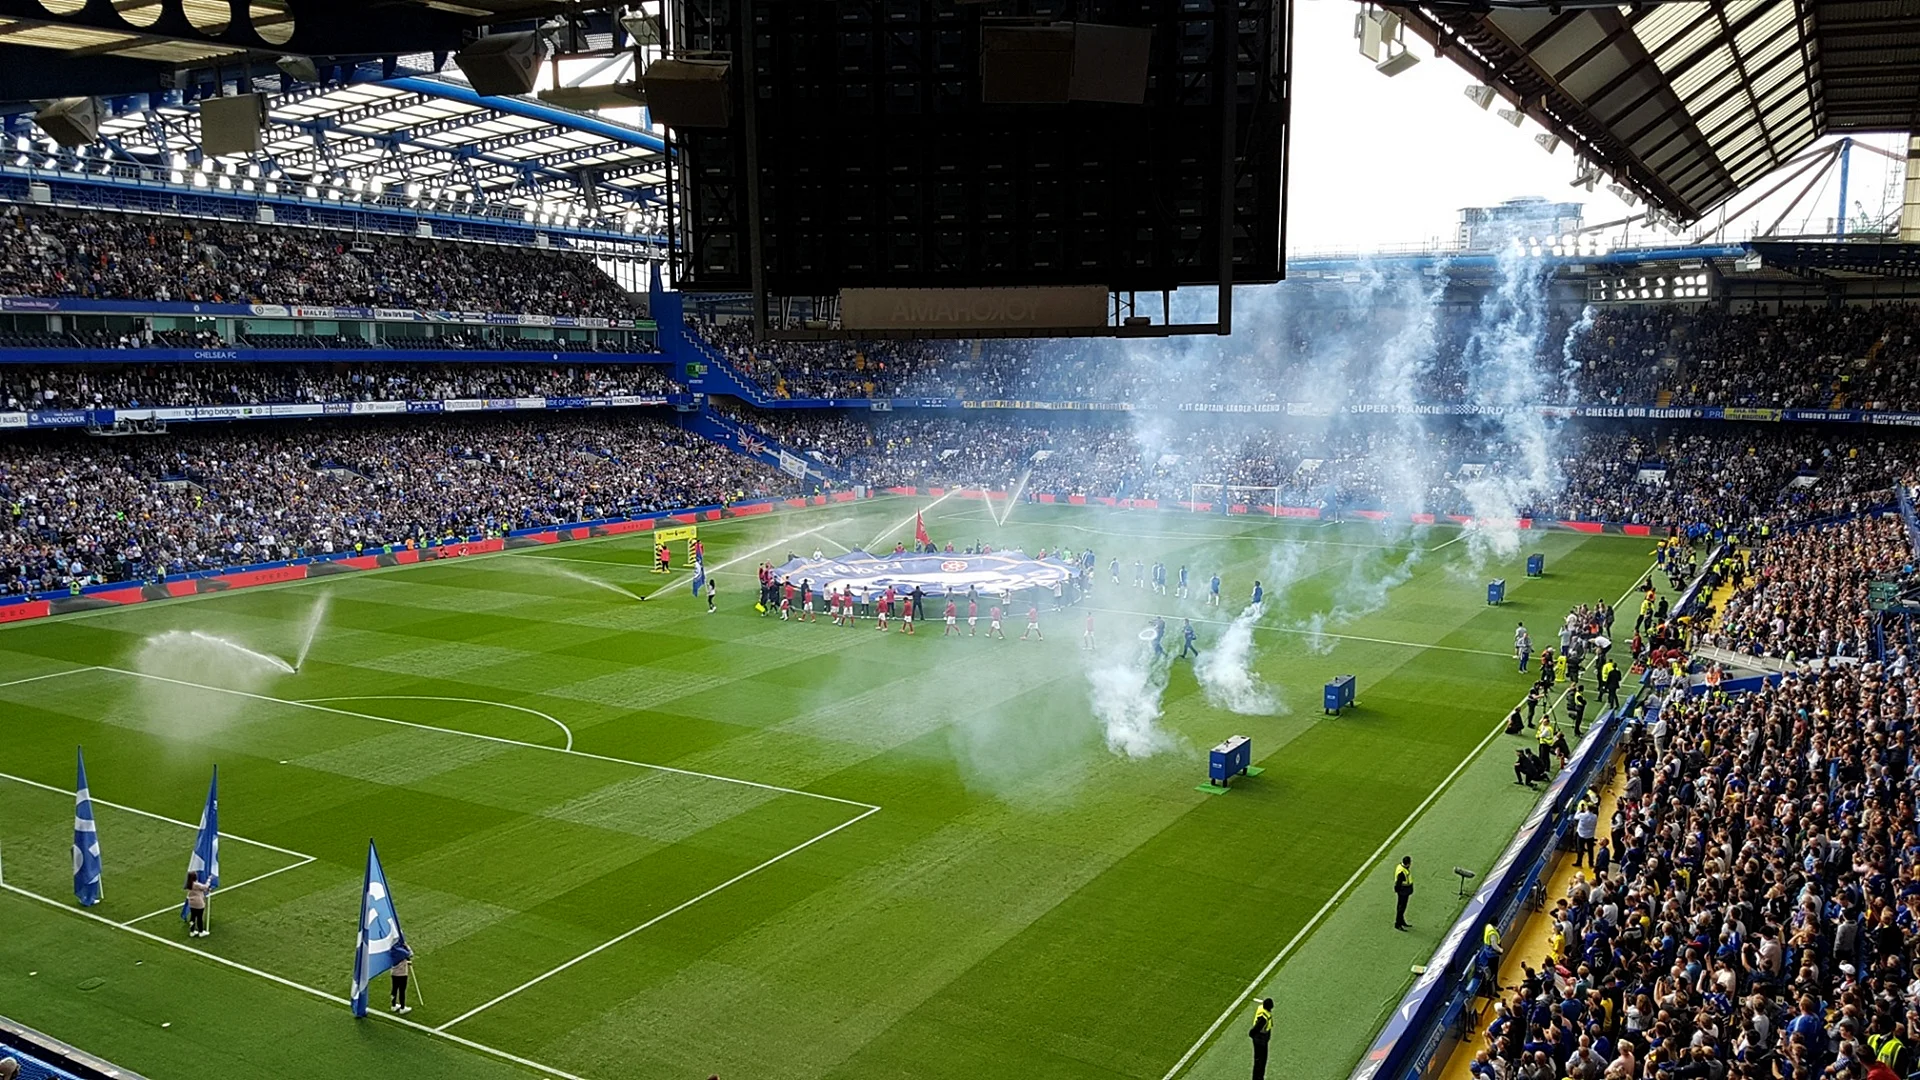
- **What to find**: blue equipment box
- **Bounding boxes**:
[1208,735,1251,786]
[1324,674,1356,715]
[1526,554,1545,577]
[1487,579,1506,605]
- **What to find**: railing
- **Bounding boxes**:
[1350,552,1726,1080]
[0,1014,147,1080]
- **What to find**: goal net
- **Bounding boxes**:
[1189,484,1283,516]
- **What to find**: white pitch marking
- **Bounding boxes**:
[437,804,883,1031]
[0,880,594,1080]
[298,695,575,752]
[91,667,877,810]
[0,666,100,690]
[1158,561,1660,1080]
[865,491,958,550]
[120,856,319,927]
[1081,606,1512,660]
[0,769,313,861]
[1429,532,1468,552]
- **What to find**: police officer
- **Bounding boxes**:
[1249,997,1273,1080]
[1393,856,1414,930]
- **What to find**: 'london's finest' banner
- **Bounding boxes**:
[770,550,1073,597]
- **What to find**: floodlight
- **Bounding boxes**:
[1463,84,1495,110]
[1607,184,1639,207]
[1497,108,1525,128]
[1535,133,1560,154]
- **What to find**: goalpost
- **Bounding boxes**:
[1189,484,1283,516]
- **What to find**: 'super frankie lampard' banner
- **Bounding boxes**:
[771,550,1072,596]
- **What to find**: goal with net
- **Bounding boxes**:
[1189,484,1284,515]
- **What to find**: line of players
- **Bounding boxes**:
[753,561,1234,662]
[754,565,1042,639]
[1106,557,1227,606]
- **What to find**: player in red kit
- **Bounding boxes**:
[1020,604,1041,640]
[967,597,978,637]
[944,598,959,636]
[988,605,1004,638]
[876,589,891,631]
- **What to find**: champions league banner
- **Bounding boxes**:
[770,550,1072,596]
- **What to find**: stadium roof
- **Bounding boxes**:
[0,58,665,233]
[0,1,570,96]
[1389,0,1920,224]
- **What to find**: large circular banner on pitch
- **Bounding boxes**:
[770,550,1072,596]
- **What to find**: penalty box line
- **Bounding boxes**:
[1159,560,1661,1080]
[86,666,878,812]
[0,880,595,1080]
[435,802,884,1032]
[0,663,885,1068]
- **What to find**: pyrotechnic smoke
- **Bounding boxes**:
[1561,304,1597,402]
[1301,545,1424,654]
[1193,542,1304,714]
[1085,641,1177,758]
[1196,604,1280,714]
[1457,236,1568,563]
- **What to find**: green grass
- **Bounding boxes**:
[0,498,1653,1080]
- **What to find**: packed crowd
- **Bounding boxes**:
[0,362,678,411]
[726,406,1904,528]
[0,325,639,353]
[0,415,792,595]
[1699,516,1908,663]
[691,303,1920,412]
[0,205,637,317]
[1475,514,1920,1080]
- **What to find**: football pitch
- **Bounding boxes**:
[0,497,1654,1080]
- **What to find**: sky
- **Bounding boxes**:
[1282,0,1909,255]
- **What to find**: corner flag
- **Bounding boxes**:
[914,511,929,546]
[73,747,102,907]
[690,557,706,597]
[180,766,219,921]
[349,840,407,1018]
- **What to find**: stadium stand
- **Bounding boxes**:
[0,415,793,595]
[688,306,1920,411]
[1442,512,1918,1080]
[0,362,676,410]
[0,207,639,318]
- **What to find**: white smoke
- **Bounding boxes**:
[1458,237,1567,563]
[1196,603,1281,714]
[1561,304,1597,402]
[1193,542,1304,713]
[1300,544,1424,654]
[1085,641,1177,758]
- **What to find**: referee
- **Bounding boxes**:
[1393,856,1414,930]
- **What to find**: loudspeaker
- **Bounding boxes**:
[455,31,548,97]
[34,97,101,148]
[200,93,267,157]
[639,59,732,128]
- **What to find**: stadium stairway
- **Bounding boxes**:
[1433,750,1632,1080]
